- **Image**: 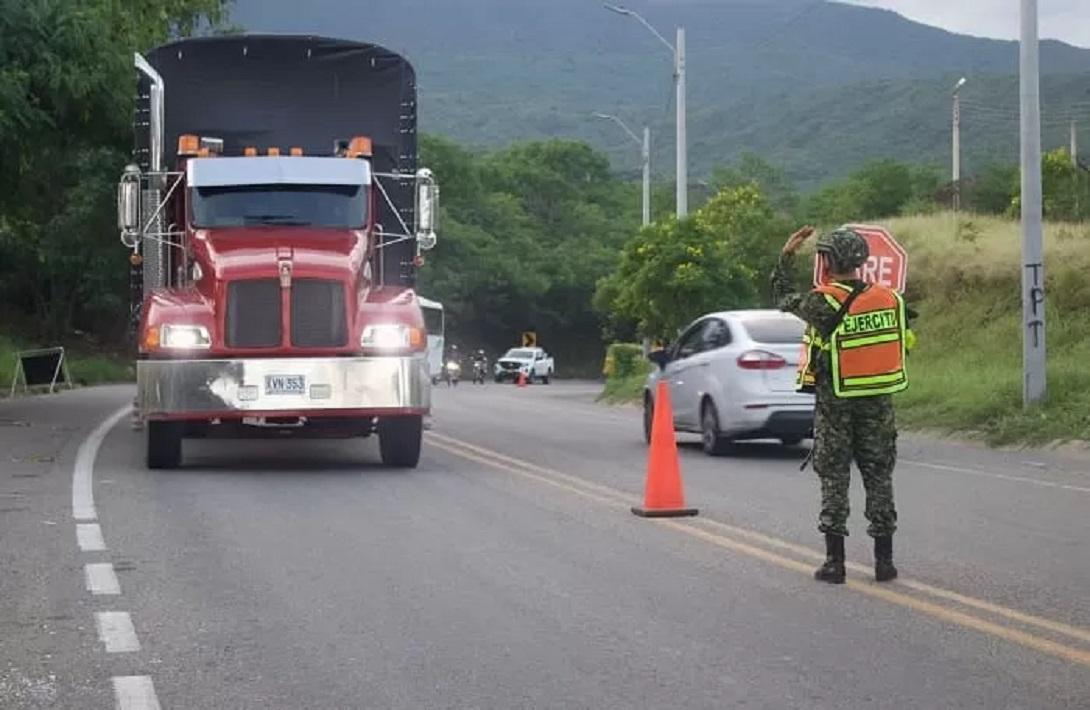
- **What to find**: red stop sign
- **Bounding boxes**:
[813,223,908,293]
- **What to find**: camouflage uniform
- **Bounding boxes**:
[771,252,898,538]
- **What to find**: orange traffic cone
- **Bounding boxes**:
[517,371,528,388]
[632,380,698,518]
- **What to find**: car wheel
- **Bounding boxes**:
[643,393,655,445]
[542,372,551,385]
[701,401,731,456]
[781,436,804,447]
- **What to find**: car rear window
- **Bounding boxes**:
[742,317,804,344]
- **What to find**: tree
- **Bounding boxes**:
[713,154,799,217]
[965,163,1018,215]
[0,0,231,338]
[417,136,640,368]
[595,184,790,339]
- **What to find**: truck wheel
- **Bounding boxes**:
[147,421,183,470]
[378,416,423,468]
[542,372,551,385]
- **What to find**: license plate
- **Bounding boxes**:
[265,374,306,395]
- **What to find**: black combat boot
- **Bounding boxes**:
[874,535,898,582]
[814,534,846,584]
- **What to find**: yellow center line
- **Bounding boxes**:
[425,433,1090,667]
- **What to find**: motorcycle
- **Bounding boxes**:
[471,360,487,385]
[444,360,462,387]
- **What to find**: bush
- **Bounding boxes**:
[600,342,652,403]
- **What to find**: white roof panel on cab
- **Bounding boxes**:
[187,156,371,188]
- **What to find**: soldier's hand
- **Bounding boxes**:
[782,225,816,256]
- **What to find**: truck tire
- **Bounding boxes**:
[147,421,183,470]
[542,371,551,385]
[378,415,423,468]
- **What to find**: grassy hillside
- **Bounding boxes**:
[867,213,1090,444]
[230,0,1090,186]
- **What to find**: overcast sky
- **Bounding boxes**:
[841,1,1089,48]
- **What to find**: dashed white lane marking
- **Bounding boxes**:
[76,523,106,552]
[85,563,121,595]
[72,406,130,521]
[112,675,161,710]
[95,612,140,653]
[902,459,1090,493]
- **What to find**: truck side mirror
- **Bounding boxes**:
[118,164,142,248]
[415,168,439,251]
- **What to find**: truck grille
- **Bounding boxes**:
[291,279,347,348]
[226,279,281,348]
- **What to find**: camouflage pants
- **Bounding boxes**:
[813,387,898,538]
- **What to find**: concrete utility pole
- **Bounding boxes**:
[1020,0,1046,406]
[593,113,651,226]
[952,77,967,211]
[1071,119,1079,166]
[604,5,688,217]
[675,27,687,218]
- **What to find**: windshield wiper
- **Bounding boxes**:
[242,214,308,226]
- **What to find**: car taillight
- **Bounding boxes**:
[737,350,787,370]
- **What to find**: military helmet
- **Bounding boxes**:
[816,228,869,272]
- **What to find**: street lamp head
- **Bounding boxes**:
[603,3,632,16]
[592,112,612,120]
[954,77,968,92]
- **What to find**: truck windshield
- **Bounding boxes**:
[192,184,367,228]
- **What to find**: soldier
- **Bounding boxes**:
[772,226,910,584]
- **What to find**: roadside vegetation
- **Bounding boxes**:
[0,333,133,395]
[597,152,1090,445]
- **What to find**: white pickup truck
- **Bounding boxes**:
[494,347,555,384]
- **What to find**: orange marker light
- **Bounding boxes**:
[290,147,303,156]
[267,147,281,156]
[347,136,373,158]
[178,134,200,156]
[244,146,257,157]
[143,327,160,351]
[410,327,425,349]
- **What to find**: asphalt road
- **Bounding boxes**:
[1,382,1089,709]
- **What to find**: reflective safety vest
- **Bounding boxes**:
[795,282,909,398]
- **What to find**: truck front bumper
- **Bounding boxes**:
[138,356,430,419]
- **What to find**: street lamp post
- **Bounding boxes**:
[952,76,967,211]
[604,4,688,217]
[594,113,651,226]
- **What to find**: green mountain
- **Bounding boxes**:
[230,0,1090,186]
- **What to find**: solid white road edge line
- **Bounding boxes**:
[902,459,1090,493]
[95,612,140,653]
[85,563,121,595]
[112,675,161,710]
[76,523,106,552]
[72,406,131,521]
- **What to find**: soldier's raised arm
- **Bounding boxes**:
[771,226,841,337]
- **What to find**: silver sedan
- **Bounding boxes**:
[644,310,815,455]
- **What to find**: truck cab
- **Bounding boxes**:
[117,36,439,470]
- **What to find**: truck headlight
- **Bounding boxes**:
[159,324,212,349]
[361,324,423,351]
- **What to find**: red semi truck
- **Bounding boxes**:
[116,36,439,469]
